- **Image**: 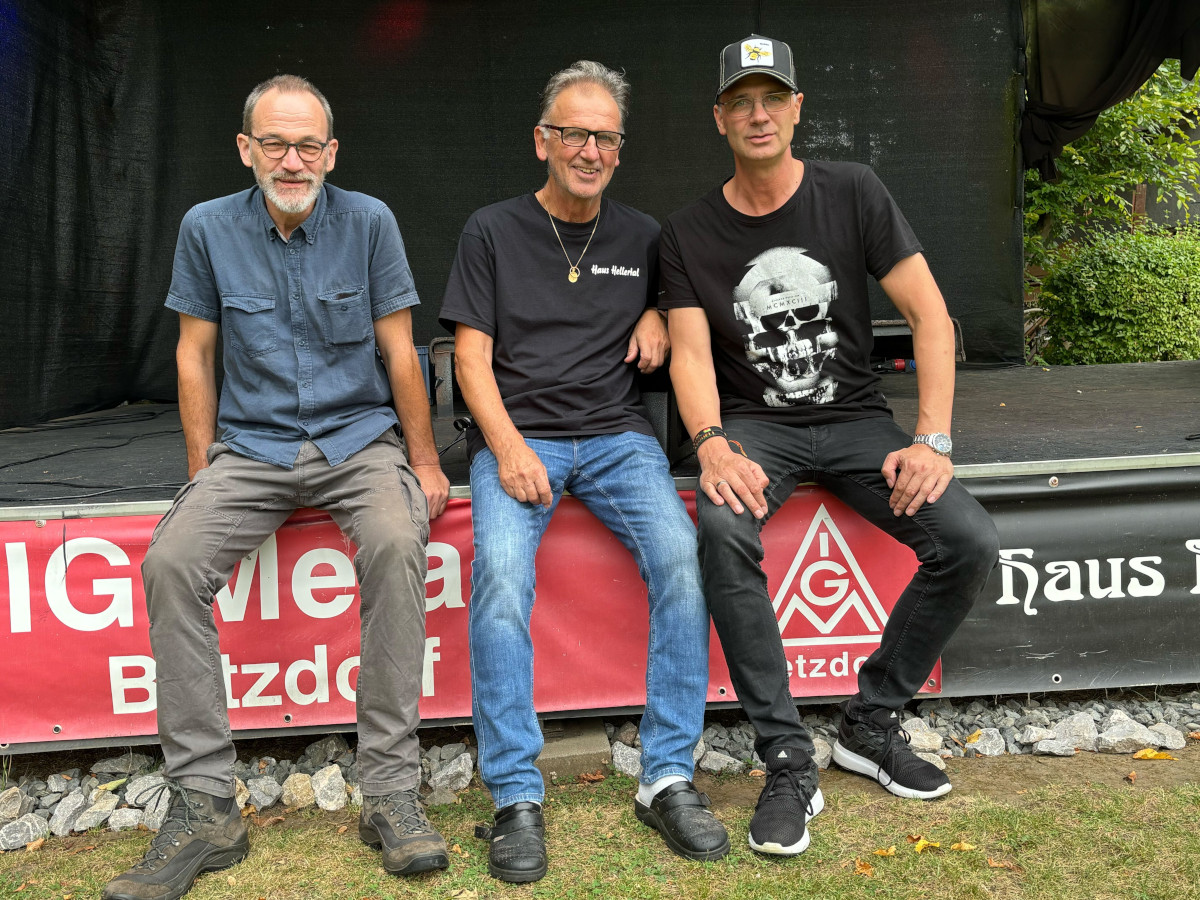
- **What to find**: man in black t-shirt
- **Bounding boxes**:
[439,61,729,884]
[661,35,1000,856]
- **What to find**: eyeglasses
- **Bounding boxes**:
[247,135,330,162]
[719,91,795,118]
[540,124,625,151]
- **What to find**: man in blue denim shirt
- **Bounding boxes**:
[439,61,729,885]
[104,75,450,900]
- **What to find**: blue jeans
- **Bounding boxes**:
[698,417,999,759]
[468,432,710,809]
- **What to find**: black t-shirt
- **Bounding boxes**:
[439,192,659,459]
[660,160,922,424]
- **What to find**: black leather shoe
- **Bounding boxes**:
[634,781,730,861]
[474,801,547,883]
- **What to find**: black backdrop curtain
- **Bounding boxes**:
[1022,0,1200,180]
[1,0,1026,428]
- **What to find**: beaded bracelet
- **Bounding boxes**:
[691,426,727,453]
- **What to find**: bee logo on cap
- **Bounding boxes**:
[742,39,773,67]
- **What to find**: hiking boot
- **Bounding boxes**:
[748,747,824,856]
[832,701,952,799]
[635,780,730,861]
[102,782,248,900]
[474,801,547,883]
[360,788,449,876]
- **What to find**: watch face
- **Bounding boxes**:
[932,433,952,454]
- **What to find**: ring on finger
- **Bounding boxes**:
[716,480,729,489]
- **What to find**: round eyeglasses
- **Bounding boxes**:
[719,91,795,118]
[540,124,625,151]
[247,135,331,162]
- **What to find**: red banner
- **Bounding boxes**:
[1,489,932,747]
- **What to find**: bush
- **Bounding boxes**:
[1040,226,1200,364]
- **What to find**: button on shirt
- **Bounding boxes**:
[165,184,419,468]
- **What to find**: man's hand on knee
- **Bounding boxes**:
[698,441,768,519]
[497,443,554,507]
[414,464,450,519]
[882,444,954,517]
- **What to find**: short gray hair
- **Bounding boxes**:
[242,74,334,138]
[538,60,630,128]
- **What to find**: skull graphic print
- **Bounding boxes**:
[733,246,840,407]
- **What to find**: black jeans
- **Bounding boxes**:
[697,416,999,758]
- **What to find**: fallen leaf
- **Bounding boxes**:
[447,891,478,900]
[1188,731,1200,741]
[25,838,45,852]
[337,825,348,834]
[258,760,268,771]
[14,885,25,893]
[748,769,766,777]
[988,857,1023,872]
[854,858,874,877]
[999,402,1006,406]
[951,842,975,851]
[906,834,922,843]
[241,806,255,818]
[873,846,897,857]
[1132,749,1178,760]
[578,770,606,783]
[1016,789,1028,795]
[226,876,236,887]
[966,729,983,743]
[913,838,941,853]
[251,815,285,828]
[1125,771,1137,784]
[450,843,466,856]
[97,778,127,793]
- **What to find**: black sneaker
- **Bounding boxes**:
[474,801,547,883]
[102,782,249,900]
[832,701,951,799]
[360,788,449,875]
[747,747,824,856]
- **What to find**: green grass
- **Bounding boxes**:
[4,774,1200,899]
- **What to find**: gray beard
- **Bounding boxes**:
[257,169,323,214]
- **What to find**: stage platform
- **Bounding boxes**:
[2,361,1198,510]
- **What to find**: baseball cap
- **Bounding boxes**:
[716,35,798,101]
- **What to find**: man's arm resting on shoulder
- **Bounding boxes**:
[624,308,669,373]
[879,252,956,517]
[375,309,450,519]
[177,313,219,481]
[667,307,767,519]
[453,323,553,507]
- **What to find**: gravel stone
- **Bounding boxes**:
[812,737,833,770]
[1018,725,1057,744]
[698,750,744,775]
[439,743,468,764]
[970,728,1007,757]
[1034,739,1078,757]
[45,774,74,794]
[1052,712,1098,752]
[1097,720,1159,754]
[429,753,474,792]
[312,765,347,811]
[235,777,250,810]
[0,787,24,823]
[39,793,62,810]
[90,752,153,776]
[0,814,49,851]
[304,734,350,767]
[610,741,642,778]
[616,721,639,747]
[74,791,120,831]
[692,738,706,763]
[1148,723,1187,751]
[281,773,315,809]
[247,776,283,810]
[425,786,458,807]
[915,751,947,771]
[902,717,944,753]
[49,790,87,837]
[107,807,144,832]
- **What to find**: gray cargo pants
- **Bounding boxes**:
[142,431,429,798]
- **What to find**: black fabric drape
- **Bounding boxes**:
[1022,0,1200,180]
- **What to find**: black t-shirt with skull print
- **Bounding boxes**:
[659,160,922,424]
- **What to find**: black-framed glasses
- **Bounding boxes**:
[540,124,625,151]
[719,91,795,118]
[246,135,330,162]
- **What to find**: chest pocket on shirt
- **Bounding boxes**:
[318,285,372,346]
[220,293,278,358]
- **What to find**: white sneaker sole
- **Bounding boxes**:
[747,787,825,856]
[832,743,952,800]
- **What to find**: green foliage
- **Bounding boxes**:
[1040,225,1200,364]
[1025,61,1200,269]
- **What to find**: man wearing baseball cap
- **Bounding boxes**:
[659,35,999,856]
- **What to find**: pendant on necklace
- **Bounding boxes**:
[568,267,580,283]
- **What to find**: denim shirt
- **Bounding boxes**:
[165,184,419,468]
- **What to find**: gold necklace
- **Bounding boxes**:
[544,198,601,283]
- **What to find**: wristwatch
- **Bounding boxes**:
[913,433,953,457]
